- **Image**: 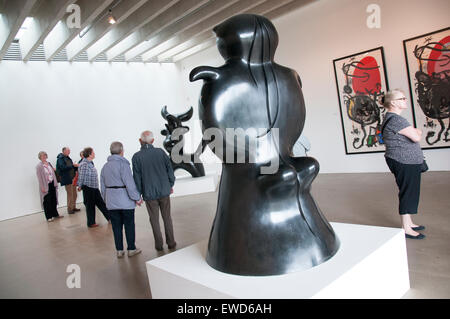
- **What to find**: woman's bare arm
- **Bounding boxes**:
[398,126,422,142]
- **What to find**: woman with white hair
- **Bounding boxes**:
[381,89,425,239]
[36,151,62,222]
[100,141,142,258]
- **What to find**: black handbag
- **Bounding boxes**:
[421,159,429,173]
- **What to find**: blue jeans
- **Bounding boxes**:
[109,209,136,251]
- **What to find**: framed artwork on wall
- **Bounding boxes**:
[333,47,389,155]
[403,27,450,150]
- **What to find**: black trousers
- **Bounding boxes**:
[386,157,421,215]
[109,209,136,251]
[43,182,59,220]
[82,186,110,226]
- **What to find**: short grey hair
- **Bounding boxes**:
[140,130,154,144]
[38,151,47,160]
[382,89,405,109]
[110,141,123,155]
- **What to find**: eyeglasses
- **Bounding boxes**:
[395,97,407,101]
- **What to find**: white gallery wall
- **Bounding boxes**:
[178,0,450,174]
[0,61,211,221]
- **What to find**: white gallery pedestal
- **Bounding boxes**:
[146,223,410,299]
[171,173,219,197]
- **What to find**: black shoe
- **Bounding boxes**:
[73,208,81,212]
[168,244,177,250]
[405,233,425,239]
[412,225,425,231]
[68,211,75,214]
[155,246,164,251]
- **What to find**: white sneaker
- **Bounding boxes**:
[47,218,54,222]
[127,248,142,257]
[117,250,125,258]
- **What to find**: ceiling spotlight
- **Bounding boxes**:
[107,9,116,24]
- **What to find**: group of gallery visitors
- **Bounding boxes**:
[36,131,177,258]
[35,89,427,259]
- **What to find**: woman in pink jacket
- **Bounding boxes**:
[36,151,62,222]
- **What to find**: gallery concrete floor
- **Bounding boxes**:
[0,172,449,299]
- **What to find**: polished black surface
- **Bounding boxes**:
[160,105,205,178]
[190,14,340,276]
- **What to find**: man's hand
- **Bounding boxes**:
[73,163,79,167]
[77,187,81,192]
[170,188,174,194]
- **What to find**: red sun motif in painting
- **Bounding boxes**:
[427,35,450,76]
[351,56,382,95]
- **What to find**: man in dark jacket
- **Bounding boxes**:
[56,147,80,214]
[132,131,176,251]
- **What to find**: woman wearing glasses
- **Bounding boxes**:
[381,89,425,239]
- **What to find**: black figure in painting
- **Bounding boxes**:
[190,14,340,276]
[413,41,450,145]
[160,105,205,178]
[341,59,384,149]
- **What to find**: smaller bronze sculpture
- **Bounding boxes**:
[160,105,206,178]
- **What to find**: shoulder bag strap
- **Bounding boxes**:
[381,115,394,135]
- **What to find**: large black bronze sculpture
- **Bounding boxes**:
[190,14,340,276]
[160,105,205,178]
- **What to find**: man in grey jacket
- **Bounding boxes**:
[101,141,142,258]
[132,131,176,251]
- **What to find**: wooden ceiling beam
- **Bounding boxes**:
[123,0,240,62]
[44,0,114,61]
[20,0,76,61]
[0,0,37,60]
[105,0,209,62]
[86,0,184,62]
[65,0,147,61]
